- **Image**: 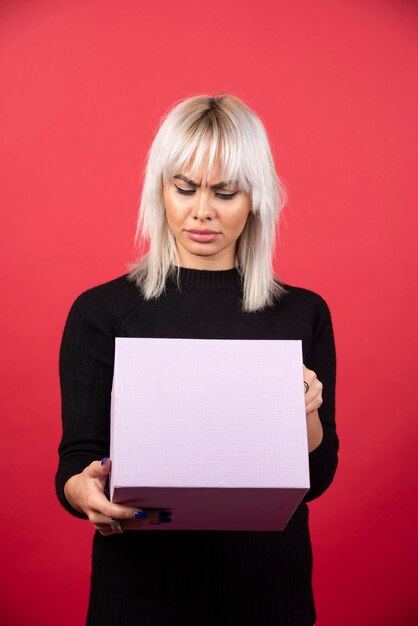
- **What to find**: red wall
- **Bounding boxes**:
[1,1,417,624]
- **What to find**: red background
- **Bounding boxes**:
[1,1,417,624]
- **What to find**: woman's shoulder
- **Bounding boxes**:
[274,279,333,319]
[65,273,141,321]
[276,278,329,303]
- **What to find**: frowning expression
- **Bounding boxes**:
[163,156,251,270]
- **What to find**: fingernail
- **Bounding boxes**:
[159,510,172,516]
[159,511,172,521]
[101,457,108,466]
[160,518,172,523]
[134,511,148,519]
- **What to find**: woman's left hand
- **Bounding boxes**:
[303,364,324,452]
[303,364,323,414]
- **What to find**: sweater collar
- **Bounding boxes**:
[167,265,243,289]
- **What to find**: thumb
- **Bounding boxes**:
[100,456,112,476]
[88,457,112,478]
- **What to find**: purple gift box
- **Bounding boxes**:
[109,338,309,531]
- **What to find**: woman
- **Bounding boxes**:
[56,93,338,626]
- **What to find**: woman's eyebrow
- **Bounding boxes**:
[173,174,233,189]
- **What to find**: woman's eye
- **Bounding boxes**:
[174,186,195,196]
[174,185,238,200]
[216,192,239,200]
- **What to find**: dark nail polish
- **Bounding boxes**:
[101,457,108,466]
[134,511,148,519]
[160,517,172,523]
[160,510,172,516]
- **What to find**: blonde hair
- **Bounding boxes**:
[127,93,288,312]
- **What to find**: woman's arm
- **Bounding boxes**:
[306,409,323,453]
[55,289,168,531]
[302,296,339,502]
[55,289,116,519]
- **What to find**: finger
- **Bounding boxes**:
[117,508,166,527]
[88,508,158,527]
[305,397,323,414]
[86,490,148,520]
[303,365,314,394]
[92,508,165,533]
[303,365,318,385]
[129,508,169,528]
[86,457,112,479]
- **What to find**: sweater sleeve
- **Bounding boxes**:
[302,296,339,502]
[55,290,116,519]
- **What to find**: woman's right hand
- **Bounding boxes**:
[63,457,171,535]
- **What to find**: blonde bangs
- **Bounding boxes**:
[162,108,251,194]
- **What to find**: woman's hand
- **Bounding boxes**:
[64,458,171,535]
[303,364,324,453]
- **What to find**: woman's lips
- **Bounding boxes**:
[186,231,220,243]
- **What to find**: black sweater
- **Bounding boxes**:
[55,266,338,626]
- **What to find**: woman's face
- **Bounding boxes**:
[163,154,251,270]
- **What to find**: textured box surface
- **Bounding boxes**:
[109,337,309,530]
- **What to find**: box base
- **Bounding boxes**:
[111,486,308,531]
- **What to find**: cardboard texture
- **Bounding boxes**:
[109,337,309,531]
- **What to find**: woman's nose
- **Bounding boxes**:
[192,191,213,220]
